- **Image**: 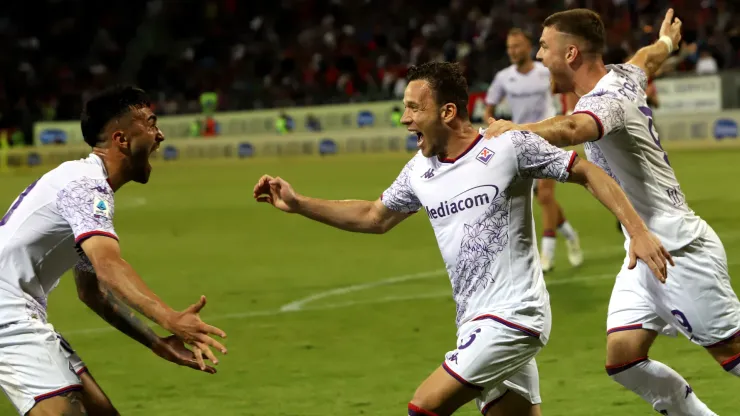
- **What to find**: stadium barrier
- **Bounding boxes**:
[8,111,740,169]
[33,100,403,146]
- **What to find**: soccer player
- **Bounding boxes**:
[253,62,671,416]
[485,8,740,415]
[0,86,227,416]
[484,28,583,273]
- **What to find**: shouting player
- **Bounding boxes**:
[254,62,671,416]
[0,86,227,416]
[485,8,740,415]
[484,28,583,273]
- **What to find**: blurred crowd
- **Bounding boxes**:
[0,0,738,144]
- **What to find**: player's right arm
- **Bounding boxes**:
[627,8,682,80]
[73,263,216,373]
[253,161,421,233]
[484,72,504,120]
[56,178,227,368]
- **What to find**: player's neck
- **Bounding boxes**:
[573,60,608,98]
[443,123,479,160]
[92,148,128,192]
[516,60,534,74]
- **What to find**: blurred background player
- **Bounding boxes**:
[486,8,740,415]
[484,28,583,273]
[254,61,671,416]
[0,86,227,416]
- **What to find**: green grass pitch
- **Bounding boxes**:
[0,149,738,415]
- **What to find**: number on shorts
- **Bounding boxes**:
[458,328,481,350]
[0,180,39,226]
[671,309,693,333]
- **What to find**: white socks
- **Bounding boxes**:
[557,220,577,241]
[541,236,556,259]
[608,358,717,416]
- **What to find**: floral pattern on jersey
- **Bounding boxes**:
[510,131,573,182]
[584,142,621,185]
[381,156,422,213]
[608,63,648,90]
[56,177,117,241]
[452,190,509,324]
[574,93,626,137]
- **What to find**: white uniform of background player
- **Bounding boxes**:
[573,63,740,349]
[0,154,114,414]
[381,130,576,412]
[486,47,583,272]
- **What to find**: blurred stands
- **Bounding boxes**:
[0,0,738,144]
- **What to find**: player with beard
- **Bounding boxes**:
[0,86,227,416]
[485,8,740,415]
[254,62,671,416]
[484,29,583,273]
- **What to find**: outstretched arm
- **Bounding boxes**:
[628,8,682,80]
[74,264,217,373]
[56,177,226,370]
[74,264,160,348]
[254,162,421,234]
[291,196,413,234]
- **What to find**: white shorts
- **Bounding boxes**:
[442,316,544,414]
[607,226,740,347]
[0,318,88,415]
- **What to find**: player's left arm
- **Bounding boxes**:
[627,8,682,80]
[566,156,674,282]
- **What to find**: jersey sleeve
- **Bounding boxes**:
[380,157,422,213]
[573,91,626,140]
[56,177,118,245]
[613,63,648,91]
[507,131,577,182]
[484,73,505,106]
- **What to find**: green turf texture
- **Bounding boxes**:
[0,149,738,415]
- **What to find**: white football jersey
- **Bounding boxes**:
[573,64,706,251]
[485,62,557,124]
[381,130,577,342]
[0,154,116,324]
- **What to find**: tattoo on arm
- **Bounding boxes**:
[75,267,159,349]
[96,286,160,348]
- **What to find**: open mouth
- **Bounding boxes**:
[414,132,423,147]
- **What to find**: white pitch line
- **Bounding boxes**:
[60,270,619,337]
[279,269,445,312]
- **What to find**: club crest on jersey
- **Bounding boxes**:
[92,197,111,219]
[476,147,495,165]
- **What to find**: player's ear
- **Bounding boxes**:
[565,45,578,63]
[441,103,457,123]
[111,131,129,149]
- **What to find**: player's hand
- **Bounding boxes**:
[152,335,217,374]
[659,8,682,51]
[628,231,675,284]
[164,296,227,371]
[253,175,300,213]
[483,117,521,140]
